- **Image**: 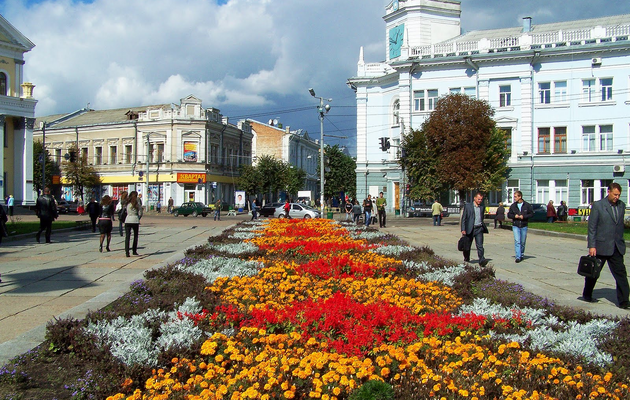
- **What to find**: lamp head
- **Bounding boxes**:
[324,104,331,112]
[308,88,316,97]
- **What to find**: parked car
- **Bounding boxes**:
[273,203,321,219]
[259,202,284,217]
[529,203,548,222]
[56,199,71,214]
[407,201,450,218]
[172,202,213,217]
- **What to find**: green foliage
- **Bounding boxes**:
[400,93,508,199]
[237,155,307,201]
[349,380,395,400]
[62,144,102,202]
[317,144,356,199]
[237,164,261,199]
[32,140,61,194]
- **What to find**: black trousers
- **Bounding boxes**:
[37,216,53,243]
[125,223,139,254]
[378,209,386,227]
[90,216,98,232]
[463,225,485,262]
[583,247,630,306]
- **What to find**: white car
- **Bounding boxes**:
[274,203,321,219]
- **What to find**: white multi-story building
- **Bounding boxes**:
[348,0,630,211]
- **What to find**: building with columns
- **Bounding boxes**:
[248,119,319,201]
[33,95,253,209]
[0,14,37,206]
[348,0,630,211]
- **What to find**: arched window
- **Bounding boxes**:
[0,73,6,96]
[392,99,400,126]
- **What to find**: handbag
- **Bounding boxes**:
[458,235,471,252]
[482,222,489,234]
[577,255,603,279]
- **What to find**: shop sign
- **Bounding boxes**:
[177,173,206,184]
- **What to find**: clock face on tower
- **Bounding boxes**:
[388,24,404,59]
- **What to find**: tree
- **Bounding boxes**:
[255,155,286,203]
[399,129,444,200]
[237,164,261,201]
[283,166,306,199]
[318,144,356,199]
[33,140,61,194]
[400,93,508,202]
[62,144,102,201]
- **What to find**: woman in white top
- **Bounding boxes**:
[124,191,143,257]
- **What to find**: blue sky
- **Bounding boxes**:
[1,0,629,156]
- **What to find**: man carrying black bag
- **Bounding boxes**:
[581,182,630,309]
[460,192,489,267]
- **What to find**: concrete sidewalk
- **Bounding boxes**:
[0,212,250,366]
[385,217,629,319]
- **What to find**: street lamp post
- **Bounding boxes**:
[309,88,331,216]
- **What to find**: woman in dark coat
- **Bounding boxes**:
[98,195,115,252]
[494,202,505,229]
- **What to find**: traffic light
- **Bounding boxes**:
[379,137,391,151]
[405,184,410,195]
[69,151,76,163]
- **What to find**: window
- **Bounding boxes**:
[582,79,596,102]
[0,72,6,96]
[157,143,164,162]
[506,179,519,205]
[464,87,476,99]
[539,82,551,104]
[55,149,62,165]
[109,146,117,164]
[554,81,567,102]
[600,179,613,200]
[599,125,613,151]
[537,180,550,204]
[554,127,567,153]
[449,87,461,94]
[211,144,219,164]
[125,145,132,164]
[582,78,613,102]
[499,85,511,107]
[538,128,551,154]
[582,126,596,151]
[95,147,102,165]
[581,180,594,205]
[601,78,613,101]
[501,127,512,153]
[81,147,88,162]
[413,89,438,111]
[555,180,568,204]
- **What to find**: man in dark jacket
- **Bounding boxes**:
[581,182,629,308]
[35,187,59,243]
[460,192,488,267]
[86,197,101,232]
[507,190,534,263]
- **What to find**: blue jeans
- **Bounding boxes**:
[365,211,371,226]
[433,215,441,226]
[512,226,528,260]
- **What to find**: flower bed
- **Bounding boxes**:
[101,219,629,400]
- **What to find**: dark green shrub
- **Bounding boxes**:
[349,380,395,400]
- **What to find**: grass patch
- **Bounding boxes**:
[4,221,82,236]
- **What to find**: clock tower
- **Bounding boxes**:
[385,0,461,62]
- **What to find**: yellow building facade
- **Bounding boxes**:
[0,14,37,205]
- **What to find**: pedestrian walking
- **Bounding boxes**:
[251,198,258,220]
[156,200,162,213]
[116,191,128,237]
[283,198,291,219]
[86,198,101,232]
[431,199,444,226]
[214,199,222,221]
[546,200,557,223]
[352,199,362,224]
[363,195,373,227]
[460,192,489,267]
[98,195,115,252]
[345,199,353,222]
[494,202,505,229]
[557,201,568,222]
[7,194,14,217]
[580,182,629,309]
[124,191,143,257]
[507,190,534,263]
[35,187,58,243]
[167,197,174,214]
[376,192,387,228]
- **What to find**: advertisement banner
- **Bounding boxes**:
[177,173,206,184]
[183,141,198,162]
[235,190,246,211]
